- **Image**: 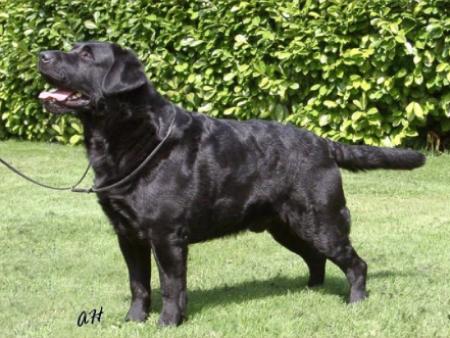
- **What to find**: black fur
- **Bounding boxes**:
[38,42,426,326]
[326,140,425,172]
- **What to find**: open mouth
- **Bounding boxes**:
[38,88,90,111]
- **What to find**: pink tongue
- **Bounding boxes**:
[38,89,74,101]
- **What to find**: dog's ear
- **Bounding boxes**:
[101,45,147,96]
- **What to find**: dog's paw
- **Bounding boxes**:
[348,290,368,304]
[125,302,149,322]
[158,310,183,327]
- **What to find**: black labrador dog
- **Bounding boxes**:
[38,42,425,326]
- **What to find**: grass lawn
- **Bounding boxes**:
[1,140,449,337]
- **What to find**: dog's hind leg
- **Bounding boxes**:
[291,206,367,303]
[327,239,367,303]
[283,167,368,303]
[268,224,326,287]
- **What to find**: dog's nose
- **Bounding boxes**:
[39,51,56,63]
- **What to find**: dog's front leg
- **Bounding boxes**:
[151,237,188,327]
[117,234,151,322]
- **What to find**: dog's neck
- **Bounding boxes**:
[79,84,176,189]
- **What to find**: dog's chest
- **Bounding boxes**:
[98,195,148,239]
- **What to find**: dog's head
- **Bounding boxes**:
[38,41,148,114]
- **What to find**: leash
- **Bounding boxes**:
[0,157,91,192]
[0,116,176,194]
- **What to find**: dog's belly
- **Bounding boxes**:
[98,191,276,243]
[184,195,277,243]
[187,220,271,243]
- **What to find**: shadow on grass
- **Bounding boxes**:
[149,269,419,315]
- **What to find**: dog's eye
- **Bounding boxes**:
[79,50,92,60]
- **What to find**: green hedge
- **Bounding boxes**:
[1,0,450,146]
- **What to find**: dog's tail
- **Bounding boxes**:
[326,140,426,172]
